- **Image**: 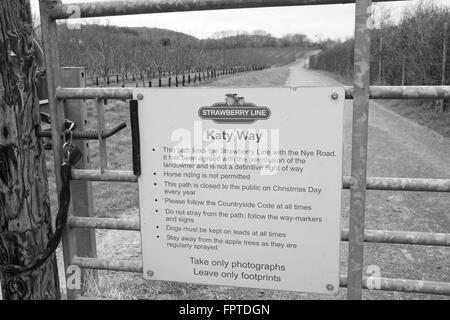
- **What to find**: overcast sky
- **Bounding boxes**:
[31,0,450,41]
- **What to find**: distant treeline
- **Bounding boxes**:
[309,2,449,86]
[36,24,312,83]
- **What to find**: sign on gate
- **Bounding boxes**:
[135,87,344,293]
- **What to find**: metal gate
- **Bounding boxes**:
[38,0,450,300]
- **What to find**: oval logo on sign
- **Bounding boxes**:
[199,94,271,124]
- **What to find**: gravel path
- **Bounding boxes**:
[286,57,450,299]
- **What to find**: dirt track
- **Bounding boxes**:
[72,58,449,300]
[285,57,450,299]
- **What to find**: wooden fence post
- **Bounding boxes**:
[61,67,98,296]
[0,0,60,300]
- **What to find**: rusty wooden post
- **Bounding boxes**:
[39,0,79,300]
[347,0,372,300]
[0,0,60,300]
[61,67,98,295]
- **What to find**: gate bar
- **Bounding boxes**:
[345,86,450,99]
[71,169,138,182]
[340,276,450,296]
[340,229,450,246]
[343,176,450,192]
[39,0,79,300]
[96,99,108,172]
[69,217,140,231]
[71,256,450,296]
[55,86,450,100]
[70,169,450,192]
[68,216,450,247]
[347,0,372,300]
[71,256,142,273]
[49,0,408,20]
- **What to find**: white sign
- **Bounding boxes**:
[135,87,344,294]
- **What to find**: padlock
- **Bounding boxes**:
[63,130,83,166]
[65,143,83,166]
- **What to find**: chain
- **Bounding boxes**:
[0,125,76,274]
